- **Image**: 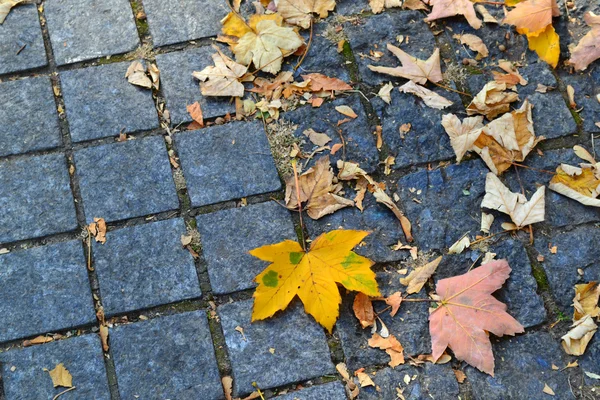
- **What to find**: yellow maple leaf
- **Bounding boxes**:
[250,230,380,332]
[526,25,560,68]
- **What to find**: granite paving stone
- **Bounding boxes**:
[0,4,47,75]
[196,201,297,295]
[0,335,110,399]
[75,135,179,222]
[110,311,223,399]
[44,0,140,66]
[336,271,430,371]
[335,0,369,15]
[0,77,61,157]
[559,64,600,133]
[176,121,281,207]
[142,0,229,47]
[274,382,347,400]
[438,239,547,328]
[0,153,78,244]
[343,11,437,87]
[396,159,490,251]
[60,61,159,142]
[281,95,379,172]
[581,336,600,386]
[534,225,600,313]
[218,299,335,396]
[155,46,235,125]
[93,218,201,316]
[358,364,459,400]
[372,86,463,169]
[0,241,95,343]
[466,332,570,400]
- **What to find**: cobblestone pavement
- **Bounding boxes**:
[0,0,599,399]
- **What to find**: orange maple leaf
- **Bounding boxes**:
[429,260,524,376]
[503,0,560,36]
[425,0,482,30]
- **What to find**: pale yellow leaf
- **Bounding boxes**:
[398,81,453,109]
[400,256,442,294]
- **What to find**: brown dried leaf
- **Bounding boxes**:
[454,369,467,383]
[425,0,482,30]
[303,128,332,146]
[568,12,600,71]
[192,47,247,97]
[441,114,484,162]
[187,102,204,130]
[400,256,442,294]
[99,325,109,351]
[368,333,405,367]
[353,293,375,328]
[23,336,53,347]
[467,82,519,120]
[368,44,443,85]
[385,291,403,317]
[369,0,401,14]
[301,73,352,92]
[126,60,152,89]
[335,105,358,119]
[0,0,25,24]
[47,363,73,388]
[454,33,489,59]
[222,376,234,400]
[88,218,107,244]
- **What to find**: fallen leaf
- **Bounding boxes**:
[526,24,560,68]
[23,336,54,347]
[368,333,405,367]
[368,44,443,85]
[430,260,525,375]
[336,363,359,398]
[467,81,519,120]
[562,281,600,356]
[402,0,428,10]
[481,173,545,228]
[125,60,152,89]
[148,63,160,90]
[425,0,482,30]
[47,363,73,388]
[503,0,560,37]
[192,47,247,97]
[353,293,375,328]
[441,114,484,162]
[250,230,380,332]
[568,12,600,71]
[275,0,336,29]
[448,236,470,255]
[398,81,453,109]
[378,82,394,104]
[355,370,375,387]
[454,33,489,59]
[222,376,234,400]
[335,105,358,119]
[567,85,576,109]
[303,128,332,146]
[475,5,498,23]
[383,156,395,175]
[235,325,247,341]
[549,163,600,207]
[481,212,494,234]
[385,291,403,317]
[99,325,109,351]
[88,218,107,244]
[0,0,24,24]
[542,383,555,396]
[181,234,193,247]
[187,102,204,129]
[573,282,600,320]
[369,0,401,14]
[400,256,442,294]
[454,369,467,383]
[493,61,528,87]
[301,73,352,92]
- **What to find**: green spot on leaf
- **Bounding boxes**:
[262,270,279,288]
[289,252,303,264]
[341,252,361,269]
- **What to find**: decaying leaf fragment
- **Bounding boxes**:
[126,60,152,89]
[47,363,73,388]
[275,0,336,29]
[250,230,380,332]
[400,256,442,294]
[453,33,489,59]
[467,82,519,120]
[425,0,482,30]
[88,218,107,244]
[430,260,524,375]
[368,333,405,367]
[368,44,443,85]
[568,12,600,71]
[192,47,247,97]
[0,0,24,24]
[353,292,375,328]
[562,282,600,356]
[187,102,204,129]
[398,81,453,110]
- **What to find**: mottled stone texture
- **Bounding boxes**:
[218,300,334,396]
[559,64,600,133]
[45,0,139,65]
[466,332,570,400]
[0,77,61,157]
[0,241,95,343]
[142,0,229,47]
[581,337,600,386]
[110,311,223,399]
[0,4,47,75]
[336,271,429,371]
[75,136,179,222]
[93,218,200,316]
[60,61,158,142]
[0,335,110,399]
[196,202,296,295]
[156,46,235,124]
[282,95,379,173]
[0,153,78,244]
[274,382,347,400]
[176,121,281,207]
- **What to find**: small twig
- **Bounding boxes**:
[53,387,76,400]
[432,81,472,97]
[294,18,313,71]
[86,230,94,272]
[509,162,555,175]
[469,229,513,246]
[292,160,307,251]
[401,298,438,303]
[16,44,26,55]
[375,305,392,316]
[468,254,483,272]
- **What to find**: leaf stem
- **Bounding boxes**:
[469,229,513,246]
[401,298,438,303]
[432,81,472,97]
[53,387,76,400]
[294,18,313,71]
[292,160,307,251]
[509,161,555,175]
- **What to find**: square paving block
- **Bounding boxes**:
[0,4,47,75]
[93,218,201,316]
[0,241,96,343]
[60,61,159,142]
[110,311,223,399]
[0,76,61,157]
[176,121,281,207]
[142,0,228,47]
[274,381,347,400]
[0,335,110,399]
[44,0,140,65]
[196,201,297,295]
[75,135,179,223]
[218,299,335,396]
[155,46,235,125]
[0,153,78,244]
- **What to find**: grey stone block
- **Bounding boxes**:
[274,381,347,400]
[0,241,96,343]
[396,159,489,251]
[60,61,158,142]
[344,12,437,86]
[559,64,600,133]
[110,311,223,399]
[0,335,110,399]
[0,76,61,157]
[534,225,600,313]
[0,4,47,75]
[336,271,430,371]
[142,0,229,47]
[176,121,281,207]
[218,299,335,396]
[335,0,370,15]
[196,202,297,295]
[439,239,547,328]
[45,0,140,66]
[466,332,570,400]
[75,135,179,223]
[155,46,235,125]
[358,364,459,400]
[93,218,201,316]
[0,153,78,244]
[282,95,379,173]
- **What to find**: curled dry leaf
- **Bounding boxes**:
[368,44,443,85]
[336,363,359,399]
[99,325,109,351]
[368,0,401,14]
[493,61,528,87]
[562,282,600,356]
[222,376,234,400]
[467,82,519,120]
[378,82,394,104]
[0,0,24,24]
[549,164,600,207]
[355,370,375,387]
[88,217,107,244]
[568,12,600,71]
[441,114,484,162]
[400,256,442,294]
[425,0,482,30]
[192,47,247,97]
[368,333,405,367]
[430,260,524,375]
[48,363,73,388]
[398,81,453,110]
[126,60,152,89]
[385,291,403,317]
[274,0,336,29]
[23,335,54,347]
[481,212,494,234]
[353,292,375,328]
[402,0,428,11]
[573,282,600,320]
[148,63,160,90]
[453,33,489,59]
[448,236,470,255]
[454,369,467,383]
[481,173,545,228]
[475,5,498,24]
[187,102,204,130]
